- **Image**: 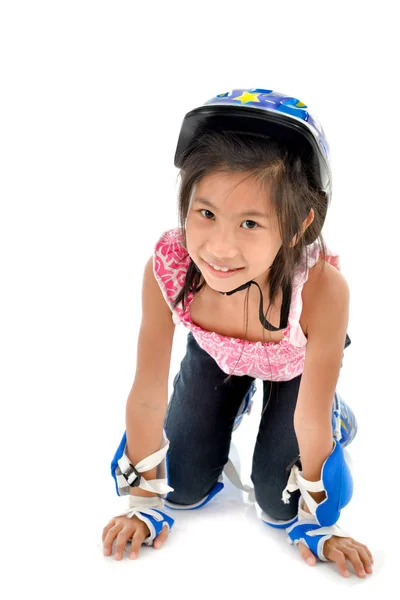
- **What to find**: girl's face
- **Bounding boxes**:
[185,171,284,296]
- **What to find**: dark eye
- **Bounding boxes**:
[242,220,258,230]
[199,210,259,230]
[200,209,214,220]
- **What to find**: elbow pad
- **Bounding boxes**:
[111,429,174,496]
[281,438,353,527]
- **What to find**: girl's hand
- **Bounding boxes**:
[297,536,374,578]
[102,514,169,560]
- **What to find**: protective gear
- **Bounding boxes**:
[116,495,175,546]
[164,477,226,510]
[175,87,333,332]
[164,390,356,522]
[280,393,355,528]
[285,496,352,561]
[164,467,256,511]
[250,392,357,529]
[255,500,299,530]
[281,438,353,528]
[332,390,358,448]
[111,429,173,496]
[110,429,175,546]
[175,88,331,206]
[259,394,357,561]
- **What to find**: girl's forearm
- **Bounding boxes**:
[294,421,334,512]
[125,399,167,498]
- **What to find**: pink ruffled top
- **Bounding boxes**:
[153,227,341,381]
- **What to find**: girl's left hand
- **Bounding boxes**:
[297,536,374,578]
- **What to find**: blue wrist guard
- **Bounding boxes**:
[116,495,175,546]
[285,498,351,561]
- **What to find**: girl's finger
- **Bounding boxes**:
[154,524,169,549]
[297,542,316,566]
[114,526,134,560]
[102,519,115,543]
[341,546,368,578]
[324,547,350,578]
[350,544,374,573]
[129,530,147,560]
[103,523,122,557]
[353,542,374,563]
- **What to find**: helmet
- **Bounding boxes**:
[174,88,332,201]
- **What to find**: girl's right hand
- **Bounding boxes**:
[102,514,169,560]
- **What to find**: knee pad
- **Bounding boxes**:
[255,499,298,529]
[164,476,225,510]
[281,438,353,527]
[331,391,358,447]
[163,447,257,511]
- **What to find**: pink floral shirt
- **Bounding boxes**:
[153,227,342,381]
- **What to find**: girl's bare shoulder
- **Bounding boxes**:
[301,259,349,336]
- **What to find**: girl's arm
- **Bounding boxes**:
[293,264,350,512]
[125,255,176,498]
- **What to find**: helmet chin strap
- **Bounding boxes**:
[193,263,292,332]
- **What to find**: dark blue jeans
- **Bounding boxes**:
[163,331,350,521]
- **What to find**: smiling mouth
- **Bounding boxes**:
[202,259,245,274]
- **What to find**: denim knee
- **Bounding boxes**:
[166,488,205,506]
[165,479,219,507]
[253,476,300,521]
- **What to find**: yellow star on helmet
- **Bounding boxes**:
[232,91,261,104]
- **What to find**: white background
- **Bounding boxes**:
[1,1,398,597]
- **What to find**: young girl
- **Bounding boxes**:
[102,88,374,578]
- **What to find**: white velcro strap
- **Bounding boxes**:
[282,464,324,516]
[117,431,174,495]
[116,494,166,518]
[306,524,350,539]
[223,458,255,503]
[297,497,350,538]
[281,440,335,516]
[116,495,168,545]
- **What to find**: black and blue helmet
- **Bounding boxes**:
[174,88,332,201]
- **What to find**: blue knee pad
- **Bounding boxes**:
[331,392,358,448]
[164,476,225,510]
[255,499,299,530]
